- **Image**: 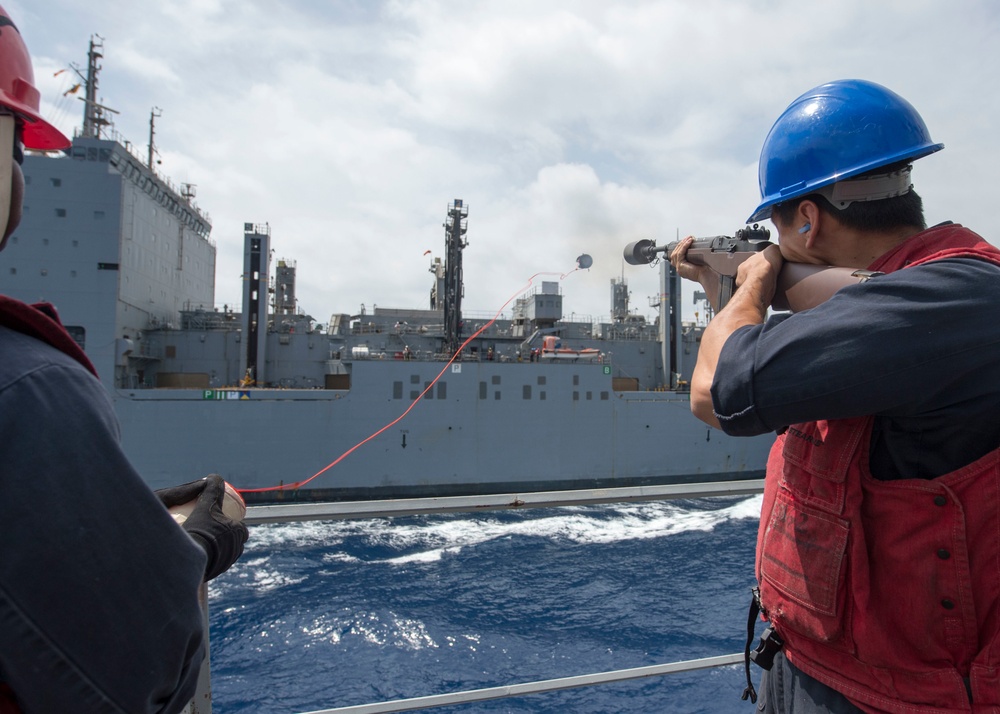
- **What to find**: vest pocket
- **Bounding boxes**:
[760,493,851,644]
[779,420,862,513]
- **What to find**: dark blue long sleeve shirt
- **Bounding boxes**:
[711,257,1000,480]
[0,326,207,713]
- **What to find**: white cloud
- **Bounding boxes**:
[14,0,1000,322]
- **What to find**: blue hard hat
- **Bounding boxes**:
[747,79,943,223]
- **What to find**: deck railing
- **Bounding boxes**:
[185,479,766,714]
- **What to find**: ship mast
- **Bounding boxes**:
[81,35,102,137]
[442,199,468,357]
[148,107,162,170]
[73,35,119,139]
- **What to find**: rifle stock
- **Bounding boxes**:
[772,263,883,312]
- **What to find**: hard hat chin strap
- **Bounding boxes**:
[0,114,14,238]
[815,166,913,212]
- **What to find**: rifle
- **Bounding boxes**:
[623,225,883,312]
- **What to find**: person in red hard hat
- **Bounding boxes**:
[0,8,247,713]
[673,79,1000,713]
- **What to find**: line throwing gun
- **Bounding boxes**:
[622,225,883,312]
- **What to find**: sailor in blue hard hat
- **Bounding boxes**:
[748,79,943,224]
[675,78,1000,714]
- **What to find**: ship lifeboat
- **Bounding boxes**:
[539,336,601,361]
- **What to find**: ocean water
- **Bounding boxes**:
[207,495,764,713]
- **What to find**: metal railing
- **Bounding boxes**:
[188,479,766,713]
[299,654,747,714]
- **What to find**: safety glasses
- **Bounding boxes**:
[0,113,21,163]
[0,113,23,165]
[0,113,17,234]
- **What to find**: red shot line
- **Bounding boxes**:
[238,266,582,495]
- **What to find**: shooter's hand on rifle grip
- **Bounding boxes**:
[734,244,784,311]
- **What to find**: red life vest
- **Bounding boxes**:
[756,225,1000,713]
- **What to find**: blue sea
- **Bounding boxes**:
[207,495,764,713]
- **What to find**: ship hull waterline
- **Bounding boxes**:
[115,361,773,504]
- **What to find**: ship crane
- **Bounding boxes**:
[518,326,561,355]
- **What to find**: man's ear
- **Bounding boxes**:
[797,199,823,248]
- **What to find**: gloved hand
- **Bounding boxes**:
[155,474,249,581]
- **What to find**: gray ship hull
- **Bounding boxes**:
[117,360,771,503]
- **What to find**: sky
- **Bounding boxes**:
[12,0,1000,325]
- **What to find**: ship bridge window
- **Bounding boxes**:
[523,385,531,400]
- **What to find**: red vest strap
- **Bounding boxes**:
[0,296,98,377]
[0,684,22,714]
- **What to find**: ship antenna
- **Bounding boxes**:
[148,107,162,170]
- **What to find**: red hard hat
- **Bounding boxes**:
[0,6,70,150]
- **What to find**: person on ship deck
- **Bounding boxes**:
[0,7,248,713]
[672,79,1000,713]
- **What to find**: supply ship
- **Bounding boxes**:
[5,39,772,503]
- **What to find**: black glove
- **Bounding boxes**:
[155,474,249,581]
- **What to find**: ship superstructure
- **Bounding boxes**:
[4,40,772,503]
